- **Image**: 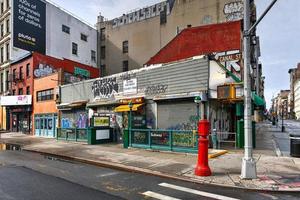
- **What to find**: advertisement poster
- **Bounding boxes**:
[94,116,110,127]
[13,0,46,54]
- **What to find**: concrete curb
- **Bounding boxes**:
[20,147,300,192]
[208,150,228,159]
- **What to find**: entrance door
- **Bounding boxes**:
[47,117,54,138]
[35,117,41,136]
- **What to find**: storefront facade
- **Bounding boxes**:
[58,57,209,145]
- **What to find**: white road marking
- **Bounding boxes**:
[159,183,240,200]
[142,191,182,200]
[96,172,119,177]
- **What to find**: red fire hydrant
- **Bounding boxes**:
[195,119,212,176]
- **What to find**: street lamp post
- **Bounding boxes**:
[281,103,285,132]
[194,96,201,123]
[128,102,133,147]
[241,0,278,179]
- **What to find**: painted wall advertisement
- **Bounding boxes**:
[123,78,137,95]
[1,95,32,106]
[13,0,46,54]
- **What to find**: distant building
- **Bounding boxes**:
[0,52,99,134]
[288,63,300,119]
[0,0,98,131]
[97,0,246,76]
[272,90,290,119]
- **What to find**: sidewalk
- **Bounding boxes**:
[1,122,300,191]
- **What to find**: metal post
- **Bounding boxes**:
[241,0,257,179]
[196,103,200,122]
[128,102,133,147]
[281,105,284,132]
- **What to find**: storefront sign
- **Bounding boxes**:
[96,129,110,140]
[93,116,110,127]
[119,97,144,105]
[217,53,241,62]
[0,95,32,106]
[217,85,236,99]
[13,0,46,54]
[123,78,137,95]
[74,67,90,78]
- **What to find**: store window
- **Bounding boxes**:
[37,88,54,102]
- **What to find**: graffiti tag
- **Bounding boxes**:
[92,77,119,99]
[223,1,244,21]
[34,63,56,78]
[145,84,168,96]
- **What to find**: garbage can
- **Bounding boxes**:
[290,134,300,157]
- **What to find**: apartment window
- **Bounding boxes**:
[81,33,87,42]
[1,3,3,14]
[0,24,3,38]
[37,88,54,102]
[122,41,128,53]
[6,43,9,61]
[19,66,23,80]
[100,65,106,77]
[18,88,23,95]
[12,89,15,95]
[72,42,78,55]
[91,50,96,62]
[100,46,105,59]
[100,28,105,41]
[26,63,30,77]
[6,19,9,33]
[122,60,128,72]
[160,9,167,24]
[5,70,8,91]
[26,86,30,95]
[62,25,70,34]
[12,69,16,80]
[6,0,9,9]
[0,47,3,63]
[0,73,3,93]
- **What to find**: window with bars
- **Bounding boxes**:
[72,42,78,55]
[122,41,128,53]
[122,60,128,72]
[37,89,54,102]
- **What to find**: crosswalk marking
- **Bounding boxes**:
[159,183,240,200]
[142,191,182,200]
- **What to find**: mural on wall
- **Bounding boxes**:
[223,1,243,21]
[34,63,57,78]
[212,51,242,81]
[144,84,168,96]
[76,113,87,129]
[61,118,74,129]
[92,77,119,99]
[64,72,82,84]
[111,0,174,28]
[167,115,198,131]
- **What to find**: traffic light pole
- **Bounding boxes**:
[241,0,256,179]
[241,0,278,179]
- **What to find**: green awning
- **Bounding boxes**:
[251,92,265,106]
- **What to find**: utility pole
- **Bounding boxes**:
[241,0,278,179]
[241,0,256,179]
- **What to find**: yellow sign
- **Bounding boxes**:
[94,116,110,127]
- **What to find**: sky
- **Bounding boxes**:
[49,0,300,108]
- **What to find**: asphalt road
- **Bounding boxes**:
[0,150,299,200]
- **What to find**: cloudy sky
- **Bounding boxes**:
[50,0,300,108]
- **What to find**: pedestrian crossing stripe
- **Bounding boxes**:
[159,183,240,200]
[142,191,181,200]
